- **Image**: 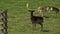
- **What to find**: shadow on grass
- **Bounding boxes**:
[42,30,50,32]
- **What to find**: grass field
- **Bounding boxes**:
[0,0,60,34]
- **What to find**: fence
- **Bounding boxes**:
[0,10,8,34]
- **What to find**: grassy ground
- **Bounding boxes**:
[0,0,60,34]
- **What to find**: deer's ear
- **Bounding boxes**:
[28,9,34,12]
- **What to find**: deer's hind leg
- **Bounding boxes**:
[39,23,43,31]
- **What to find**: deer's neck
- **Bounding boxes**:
[30,12,33,17]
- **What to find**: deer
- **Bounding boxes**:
[29,9,44,31]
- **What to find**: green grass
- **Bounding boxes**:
[0,0,60,34]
